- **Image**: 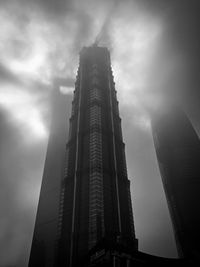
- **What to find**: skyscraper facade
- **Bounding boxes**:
[29,46,137,267]
[151,105,200,258]
[28,87,71,267]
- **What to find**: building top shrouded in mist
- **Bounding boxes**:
[29,46,138,267]
[29,46,192,267]
[151,105,200,258]
[28,86,71,267]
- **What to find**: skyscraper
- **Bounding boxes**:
[28,86,72,267]
[29,46,138,267]
[151,105,200,258]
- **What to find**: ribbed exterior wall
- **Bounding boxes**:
[89,98,105,248]
[56,46,137,267]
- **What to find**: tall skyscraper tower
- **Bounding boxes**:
[151,105,200,258]
[28,86,72,267]
[29,46,138,267]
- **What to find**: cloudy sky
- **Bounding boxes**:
[0,0,200,266]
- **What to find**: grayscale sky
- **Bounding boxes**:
[0,1,200,266]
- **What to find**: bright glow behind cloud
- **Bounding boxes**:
[0,86,48,140]
[0,2,163,142]
[7,41,46,78]
[0,8,79,142]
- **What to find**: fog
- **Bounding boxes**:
[0,1,200,266]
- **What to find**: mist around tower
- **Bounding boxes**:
[0,1,200,266]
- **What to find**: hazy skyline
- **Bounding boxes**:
[0,1,200,266]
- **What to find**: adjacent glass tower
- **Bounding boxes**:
[29,46,137,267]
[151,105,200,258]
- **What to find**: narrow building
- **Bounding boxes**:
[151,105,200,258]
